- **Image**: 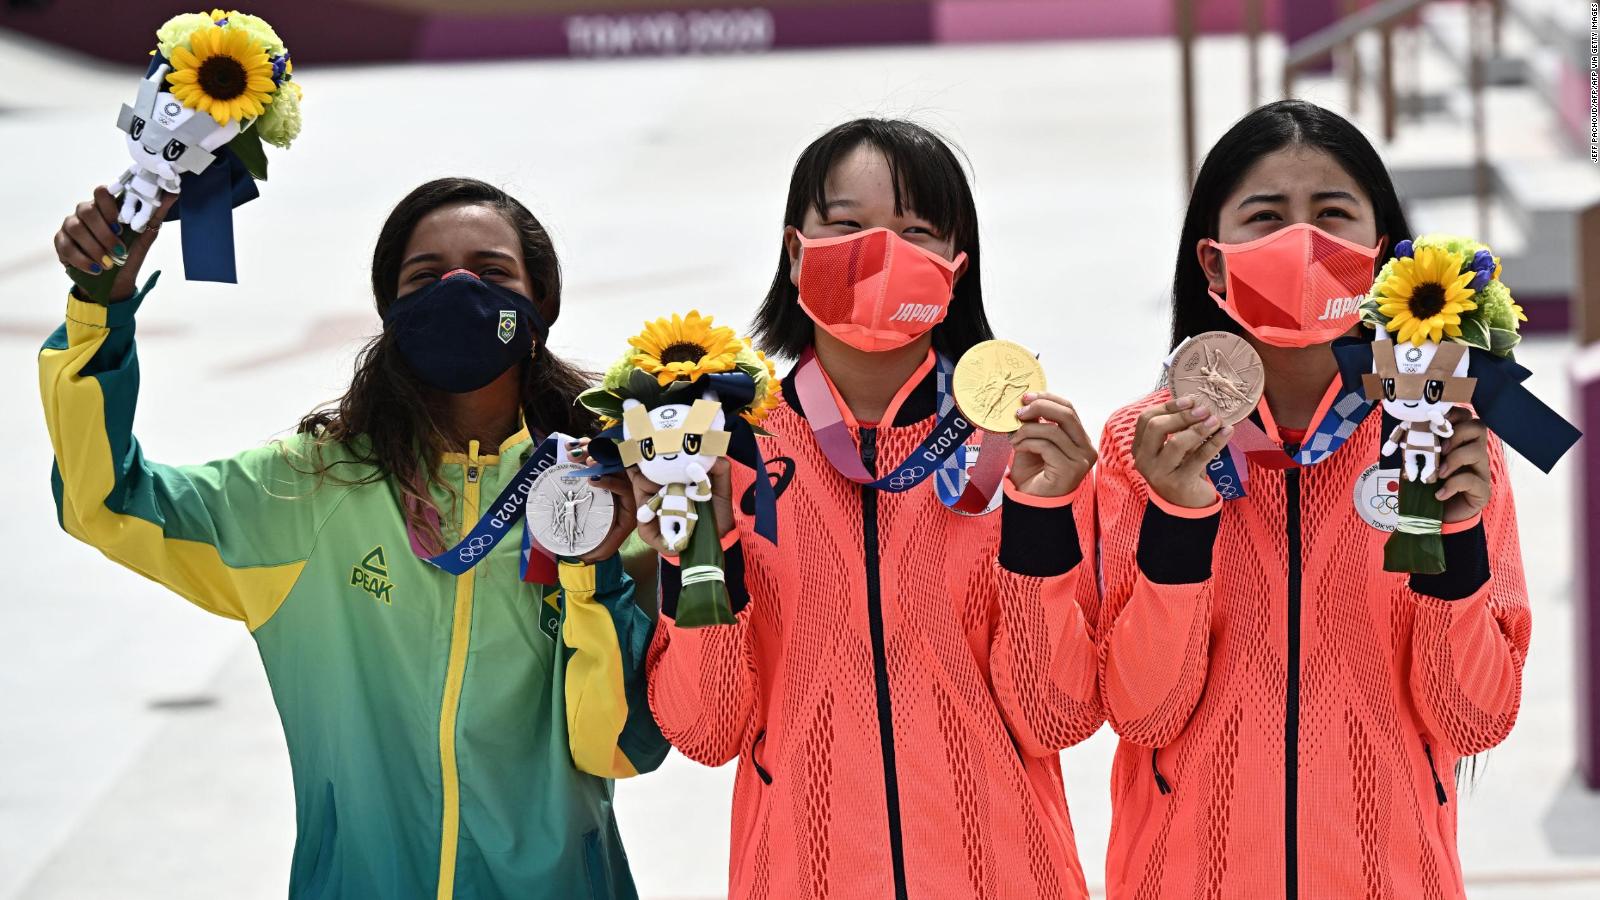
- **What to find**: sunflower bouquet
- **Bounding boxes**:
[579,312,780,627]
[1356,235,1524,573]
[1363,235,1524,353]
[70,9,302,303]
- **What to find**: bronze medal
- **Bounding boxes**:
[1170,331,1264,426]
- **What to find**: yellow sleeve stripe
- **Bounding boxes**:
[39,299,302,631]
[560,561,639,779]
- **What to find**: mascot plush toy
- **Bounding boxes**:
[1367,335,1475,485]
[620,396,730,553]
[579,312,780,627]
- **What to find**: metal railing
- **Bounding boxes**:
[1287,0,1499,240]
[1175,0,1501,238]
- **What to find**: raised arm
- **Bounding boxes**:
[1405,431,1532,757]
[645,543,757,766]
[40,189,320,630]
[1098,395,1230,748]
[560,551,670,778]
[987,478,1104,756]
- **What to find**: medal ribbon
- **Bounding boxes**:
[793,348,1008,511]
[406,434,562,576]
[1200,377,1375,501]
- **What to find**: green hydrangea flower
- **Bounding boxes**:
[257,80,302,148]
[155,13,213,59]
[1414,232,1486,259]
[219,11,287,57]
[602,350,641,392]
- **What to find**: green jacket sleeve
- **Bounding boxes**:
[559,554,670,778]
[38,278,321,630]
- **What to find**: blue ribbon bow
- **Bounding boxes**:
[1332,337,1581,473]
[142,55,259,284]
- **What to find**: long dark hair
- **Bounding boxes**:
[295,177,597,546]
[751,118,993,360]
[1169,100,1412,349]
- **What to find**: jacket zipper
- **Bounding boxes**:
[1423,742,1449,805]
[860,428,909,900]
[436,444,482,900]
[1284,466,1303,900]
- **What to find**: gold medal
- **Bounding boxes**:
[953,339,1047,433]
[1169,331,1264,426]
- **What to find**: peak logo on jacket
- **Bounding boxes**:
[350,546,395,604]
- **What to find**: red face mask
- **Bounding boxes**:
[1205,223,1384,348]
[793,227,967,353]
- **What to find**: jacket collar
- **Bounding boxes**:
[780,353,939,428]
[439,415,533,466]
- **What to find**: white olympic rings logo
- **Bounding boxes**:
[456,534,497,563]
[887,466,926,490]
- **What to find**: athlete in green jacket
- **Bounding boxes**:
[40,177,667,898]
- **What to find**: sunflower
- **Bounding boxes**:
[629,311,743,386]
[1374,245,1478,346]
[167,23,277,125]
[742,347,783,425]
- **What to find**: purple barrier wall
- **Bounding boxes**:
[1,0,1288,65]
[1577,343,1600,790]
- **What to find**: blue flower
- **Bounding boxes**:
[270,54,289,83]
[1394,239,1413,258]
[1469,269,1491,290]
[1471,248,1495,272]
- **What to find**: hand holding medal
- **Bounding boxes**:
[66,9,303,303]
[524,440,639,563]
[951,340,1094,499]
[1135,331,1261,509]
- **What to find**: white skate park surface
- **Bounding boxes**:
[1,28,1597,899]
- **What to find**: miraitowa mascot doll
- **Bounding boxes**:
[70,9,303,303]
[622,398,727,552]
[1368,336,1475,485]
[579,312,782,627]
[1341,235,1581,573]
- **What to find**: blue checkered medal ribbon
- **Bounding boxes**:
[1204,384,1375,500]
[932,357,972,505]
[1290,387,1374,465]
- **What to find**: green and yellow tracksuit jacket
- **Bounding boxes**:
[38,277,669,899]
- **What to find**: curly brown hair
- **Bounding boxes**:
[295,177,598,550]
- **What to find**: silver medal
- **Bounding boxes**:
[527,461,615,557]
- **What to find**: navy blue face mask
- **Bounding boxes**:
[383,268,549,394]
